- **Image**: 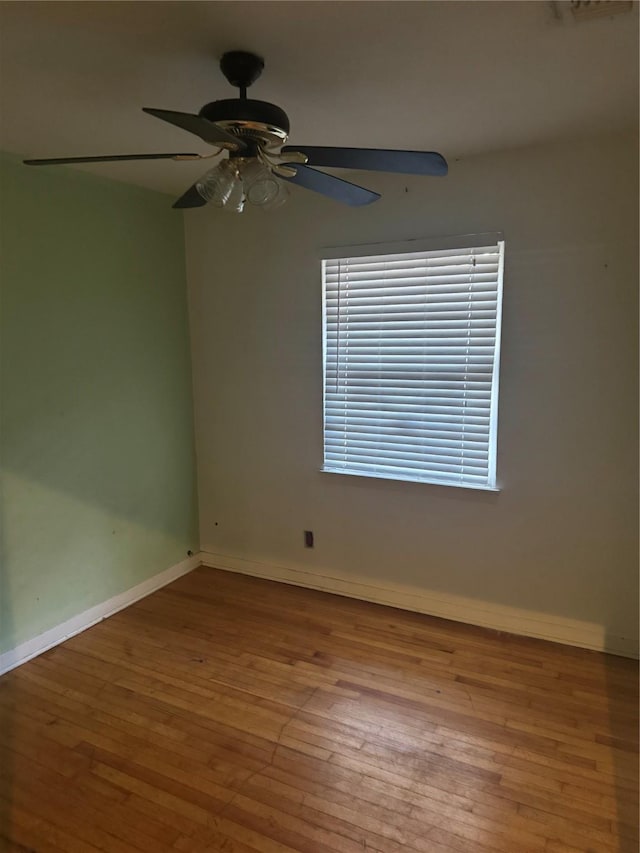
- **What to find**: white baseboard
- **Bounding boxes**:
[199,551,638,659]
[0,554,199,676]
[3,550,635,675]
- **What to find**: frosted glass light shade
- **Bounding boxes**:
[196,161,237,207]
[241,160,280,206]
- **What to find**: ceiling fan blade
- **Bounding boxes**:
[281,146,448,176]
[280,164,380,206]
[23,153,200,166]
[172,183,208,210]
[143,108,246,151]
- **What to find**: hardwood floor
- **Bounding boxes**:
[0,566,637,853]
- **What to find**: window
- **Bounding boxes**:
[322,233,504,490]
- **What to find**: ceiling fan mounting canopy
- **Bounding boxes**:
[23,48,448,211]
[219,50,265,90]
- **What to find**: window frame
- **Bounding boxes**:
[320,232,505,492]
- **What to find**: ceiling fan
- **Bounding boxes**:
[24,51,448,212]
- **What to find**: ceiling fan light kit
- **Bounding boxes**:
[196,158,289,212]
[23,50,448,212]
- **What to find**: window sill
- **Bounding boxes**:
[320,466,501,492]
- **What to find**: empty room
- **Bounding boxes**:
[0,2,638,852]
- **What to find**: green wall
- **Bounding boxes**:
[0,154,199,653]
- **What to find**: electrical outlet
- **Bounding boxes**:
[304,530,314,548]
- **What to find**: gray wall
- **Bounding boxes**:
[185,132,638,653]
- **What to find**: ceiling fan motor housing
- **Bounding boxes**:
[199,99,290,150]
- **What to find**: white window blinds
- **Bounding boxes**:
[322,236,505,489]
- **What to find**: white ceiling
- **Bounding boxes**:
[0,1,637,197]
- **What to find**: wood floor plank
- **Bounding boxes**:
[1,566,637,852]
